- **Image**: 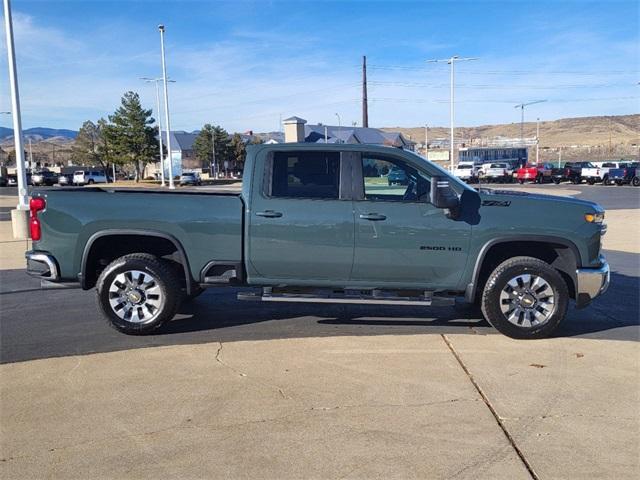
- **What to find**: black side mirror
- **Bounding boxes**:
[430,176,460,218]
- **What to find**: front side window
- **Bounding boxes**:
[361,156,430,202]
[270,151,340,199]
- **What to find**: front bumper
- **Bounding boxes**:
[575,257,610,308]
[25,251,60,280]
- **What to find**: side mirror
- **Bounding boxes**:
[430,176,460,217]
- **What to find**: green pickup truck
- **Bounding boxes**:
[26,143,609,339]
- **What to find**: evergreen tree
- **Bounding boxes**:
[72,121,106,170]
[105,92,158,181]
[229,133,247,172]
[193,124,231,175]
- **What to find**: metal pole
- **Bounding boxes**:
[324,125,328,144]
[211,127,218,179]
[28,138,33,169]
[536,118,540,164]
[520,105,524,146]
[3,0,28,209]
[424,124,429,160]
[158,25,175,189]
[450,58,455,171]
[362,55,369,128]
[154,81,166,186]
[335,113,341,143]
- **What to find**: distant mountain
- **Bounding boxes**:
[0,127,78,141]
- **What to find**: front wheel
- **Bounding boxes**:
[587,178,596,185]
[603,175,610,186]
[552,178,561,185]
[481,256,568,339]
[518,179,525,184]
[96,253,181,334]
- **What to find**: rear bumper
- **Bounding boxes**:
[25,251,60,280]
[575,257,610,308]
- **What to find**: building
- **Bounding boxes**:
[282,116,415,150]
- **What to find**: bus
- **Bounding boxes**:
[458,147,527,169]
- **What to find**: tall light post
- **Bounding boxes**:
[142,77,175,187]
[335,113,342,143]
[3,0,29,217]
[428,56,478,171]
[536,117,540,164]
[424,124,429,160]
[514,100,546,146]
[158,24,175,189]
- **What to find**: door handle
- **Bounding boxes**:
[255,210,283,218]
[359,213,387,221]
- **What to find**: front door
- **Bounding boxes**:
[351,153,471,289]
[248,150,355,282]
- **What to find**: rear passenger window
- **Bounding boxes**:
[270,151,340,199]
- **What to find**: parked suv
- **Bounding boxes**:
[73,170,107,185]
[179,172,202,186]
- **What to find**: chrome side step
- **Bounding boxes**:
[237,287,455,307]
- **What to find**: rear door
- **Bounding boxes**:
[248,149,355,282]
[350,152,471,289]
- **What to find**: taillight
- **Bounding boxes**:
[29,197,46,241]
[624,168,628,176]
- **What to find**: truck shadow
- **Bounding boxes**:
[163,271,638,342]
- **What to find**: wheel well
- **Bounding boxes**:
[475,241,577,301]
[82,234,191,291]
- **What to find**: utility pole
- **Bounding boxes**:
[427,55,478,171]
[28,137,33,169]
[558,146,562,168]
[158,25,175,189]
[324,125,328,144]
[536,118,540,164]
[424,124,429,160]
[362,55,369,128]
[335,113,342,143]
[211,129,216,179]
[3,0,29,222]
[514,100,546,146]
[142,77,175,186]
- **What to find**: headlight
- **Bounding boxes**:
[584,212,605,224]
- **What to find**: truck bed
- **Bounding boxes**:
[33,187,244,282]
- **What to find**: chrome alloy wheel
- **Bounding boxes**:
[499,274,556,327]
[108,270,164,324]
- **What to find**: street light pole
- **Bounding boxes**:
[158,25,175,189]
[428,56,478,171]
[536,118,540,164]
[514,100,546,147]
[142,77,175,187]
[424,124,429,160]
[3,0,28,212]
[335,113,342,143]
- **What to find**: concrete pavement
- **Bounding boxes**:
[1,185,639,479]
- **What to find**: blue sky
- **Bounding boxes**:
[1,0,638,133]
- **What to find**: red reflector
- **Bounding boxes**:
[30,217,41,241]
[29,197,45,241]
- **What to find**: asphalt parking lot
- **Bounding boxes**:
[1,183,639,479]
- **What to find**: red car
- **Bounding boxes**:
[516,163,554,184]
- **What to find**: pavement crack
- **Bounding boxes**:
[441,334,539,480]
[214,342,288,399]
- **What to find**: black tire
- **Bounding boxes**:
[603,175,610,186]
[480,256,569,339]
[571,177,581,184]
[632,177,640,187]
[587,178,595,185]
[552,178,561,184]
[518,179,525,184]
[96,253,181,335]
[616,180,624,186]
[88,179,94,185]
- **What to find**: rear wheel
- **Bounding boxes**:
[481,256,568,339]
[552,178,561,185]
[96,253,181,334]
[632,177,640,187]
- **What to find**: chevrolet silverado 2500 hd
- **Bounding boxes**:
[26,143,609,339]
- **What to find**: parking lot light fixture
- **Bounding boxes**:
[158,24,175,189]
[142,77,175,187]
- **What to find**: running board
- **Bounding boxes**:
[237,287,455,307]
